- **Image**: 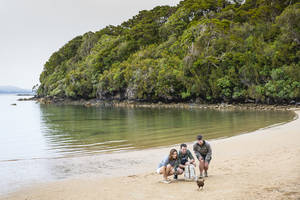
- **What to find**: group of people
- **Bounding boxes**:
[157,135,212,183]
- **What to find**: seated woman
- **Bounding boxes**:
[156,148,183,183]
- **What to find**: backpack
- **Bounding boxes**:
[184,164,197,181]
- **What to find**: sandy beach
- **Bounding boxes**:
[2,109,300,200]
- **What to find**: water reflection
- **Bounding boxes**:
[39,104,295,158]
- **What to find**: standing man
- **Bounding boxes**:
[193,135,212,178]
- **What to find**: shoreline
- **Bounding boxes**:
[21,96,300,111]
[2,109,300,200]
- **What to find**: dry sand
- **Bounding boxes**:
[2,110,300,200]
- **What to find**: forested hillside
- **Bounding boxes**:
[37,0,300,104]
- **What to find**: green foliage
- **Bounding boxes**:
[38,1,300,104]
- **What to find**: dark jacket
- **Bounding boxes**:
[193,140,212,162]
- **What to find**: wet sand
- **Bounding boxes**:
[2,109,300,200]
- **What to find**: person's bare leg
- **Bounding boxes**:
[204,162,209,171]
[159,166,171,183]
[177,168,183,175]
[166,164,173,177]
[159,166,166,174]
[159,166,168,180]
[168,170,175,176]
[204,162,209,177]
[199,160,204,177]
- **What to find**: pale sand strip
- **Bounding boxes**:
[2,110,300,200]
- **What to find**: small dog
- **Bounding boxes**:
[196,178,205,190]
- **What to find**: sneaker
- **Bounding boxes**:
[204,171,208,177]
[174,174,178,180]
[199,173,203,178]
[161,179,171,184]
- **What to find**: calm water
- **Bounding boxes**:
[0,94,295,194]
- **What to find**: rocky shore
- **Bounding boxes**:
[17,97,36,101]
[20,96,300,111]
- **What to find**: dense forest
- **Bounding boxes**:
[37,0,300,104]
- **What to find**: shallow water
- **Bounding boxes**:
[0,94,295,195]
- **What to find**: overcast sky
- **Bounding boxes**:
[0,0,180,89]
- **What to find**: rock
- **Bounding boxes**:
[195,97,204,104]
[245,98,255,103]
[84,102,92,107]
[11,103,17,106]
[125,86,137,100]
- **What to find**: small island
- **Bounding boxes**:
[0,86,32,95]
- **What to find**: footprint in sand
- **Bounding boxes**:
[128,175,138,178]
